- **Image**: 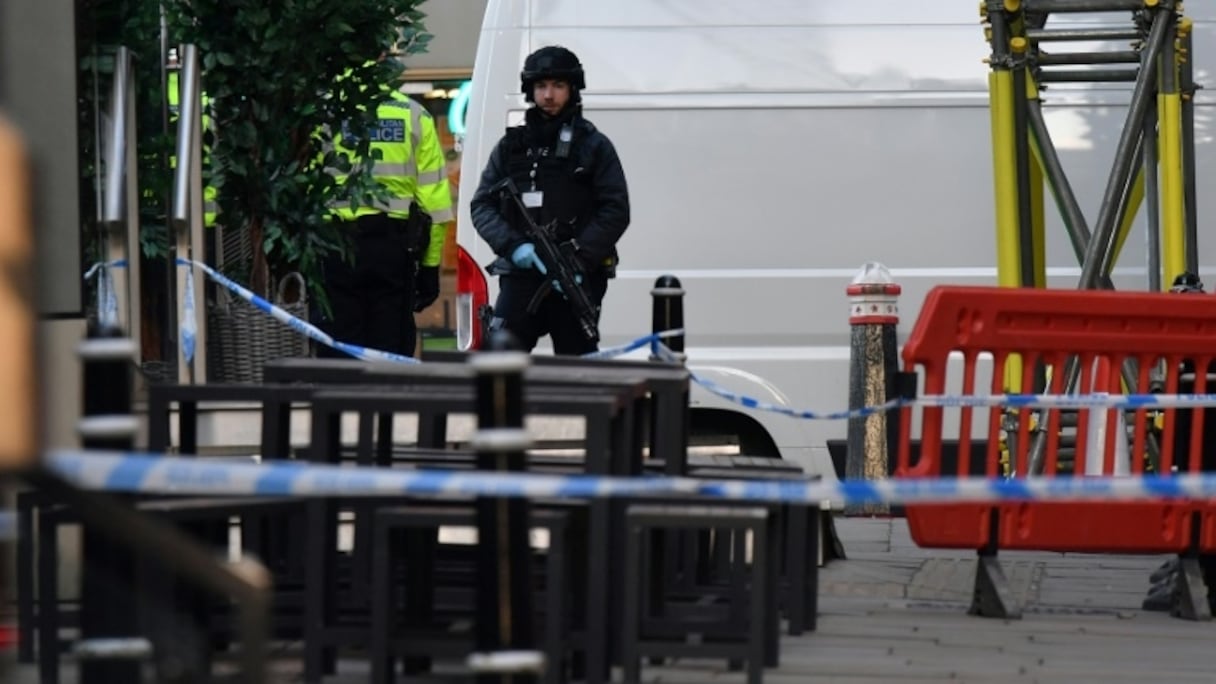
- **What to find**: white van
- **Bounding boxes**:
[452,0,1216,479]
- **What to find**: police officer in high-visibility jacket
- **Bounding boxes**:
[320,88,454,358]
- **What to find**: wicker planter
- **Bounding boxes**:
[207,272,310,383]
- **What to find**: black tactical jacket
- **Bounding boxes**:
[470,105,630,276]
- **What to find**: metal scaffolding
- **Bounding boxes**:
[980,0,1201,474]
[982,0,1197,293]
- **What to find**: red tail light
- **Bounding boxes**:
[455,244,489,350]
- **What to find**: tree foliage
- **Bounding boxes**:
[164,0,431,303]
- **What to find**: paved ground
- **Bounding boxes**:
[10,517,1216,683]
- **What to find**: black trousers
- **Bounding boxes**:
[317,214,419,358]
[491,271,608,356]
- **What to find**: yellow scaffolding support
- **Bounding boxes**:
[980,0,1198,474]
[981,0,1195,296]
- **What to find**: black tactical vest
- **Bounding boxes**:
[502,118,595,242]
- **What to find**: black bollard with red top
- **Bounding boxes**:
[844,263,901,517]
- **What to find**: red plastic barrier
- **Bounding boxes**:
[896,286,1216,554]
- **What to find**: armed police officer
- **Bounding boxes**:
[471,46,630,355]
[319,80,453,358]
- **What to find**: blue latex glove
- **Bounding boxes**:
[511,243,547,274]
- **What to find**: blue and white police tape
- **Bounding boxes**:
[83,259,127,331]
[650,342,906,421]
[651,343,1216,420]
[46,449,1216,505]
[119,259,1216,420]
[181,261,197,364]
[176,258,419,364]
[917,393,1216,410]
[177,257,668,363]
[677,380,1216,422]
[581,328,685,360]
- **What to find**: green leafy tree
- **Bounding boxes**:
[163,0,431,305]
[76,0,429,363]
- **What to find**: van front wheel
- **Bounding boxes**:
[688,408,780,458]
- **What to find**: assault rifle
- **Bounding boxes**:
[494,177,600,345]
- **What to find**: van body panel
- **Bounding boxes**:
[457,0,1216,478]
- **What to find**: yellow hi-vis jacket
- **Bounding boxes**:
[167,71,218,227]
[328,90,454,269]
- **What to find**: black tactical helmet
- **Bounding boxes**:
[520,46,585,102]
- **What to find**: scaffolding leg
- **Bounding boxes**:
[1180,21,1199,274]
[1172,556,1212,621]
[969,510,1022,619]
[1158,15,1187,285]
[971,556,1021,619]
[1144,77,1163,292]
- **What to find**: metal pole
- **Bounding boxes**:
[844,263,900,516]
[101,47,130,228]
[172,44,206,384]
[171,45,198,230]
[1100,132,1147,279]
[1036,50,1142,65]
[469,330,541,683]
[1027,27,1141,41]
[1026,99,1107,277]
[1142,48,1163,292]
[1078,3,1171,291]
[1011,37,1037,288]
[101,46,141,352]
[1157,12,1186,286]
[1024,0,1147,12]
[986,2,1022,290]
[1038,68,1140,83]
[1179,19,1199,275]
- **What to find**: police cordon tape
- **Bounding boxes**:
[83,259,127,331]
[96,257,683,366]
[90,260,1216,419]
[650,343,1216,417]
[45,449,1216,505]
[177,258,422,364]
[175,258,683,365]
